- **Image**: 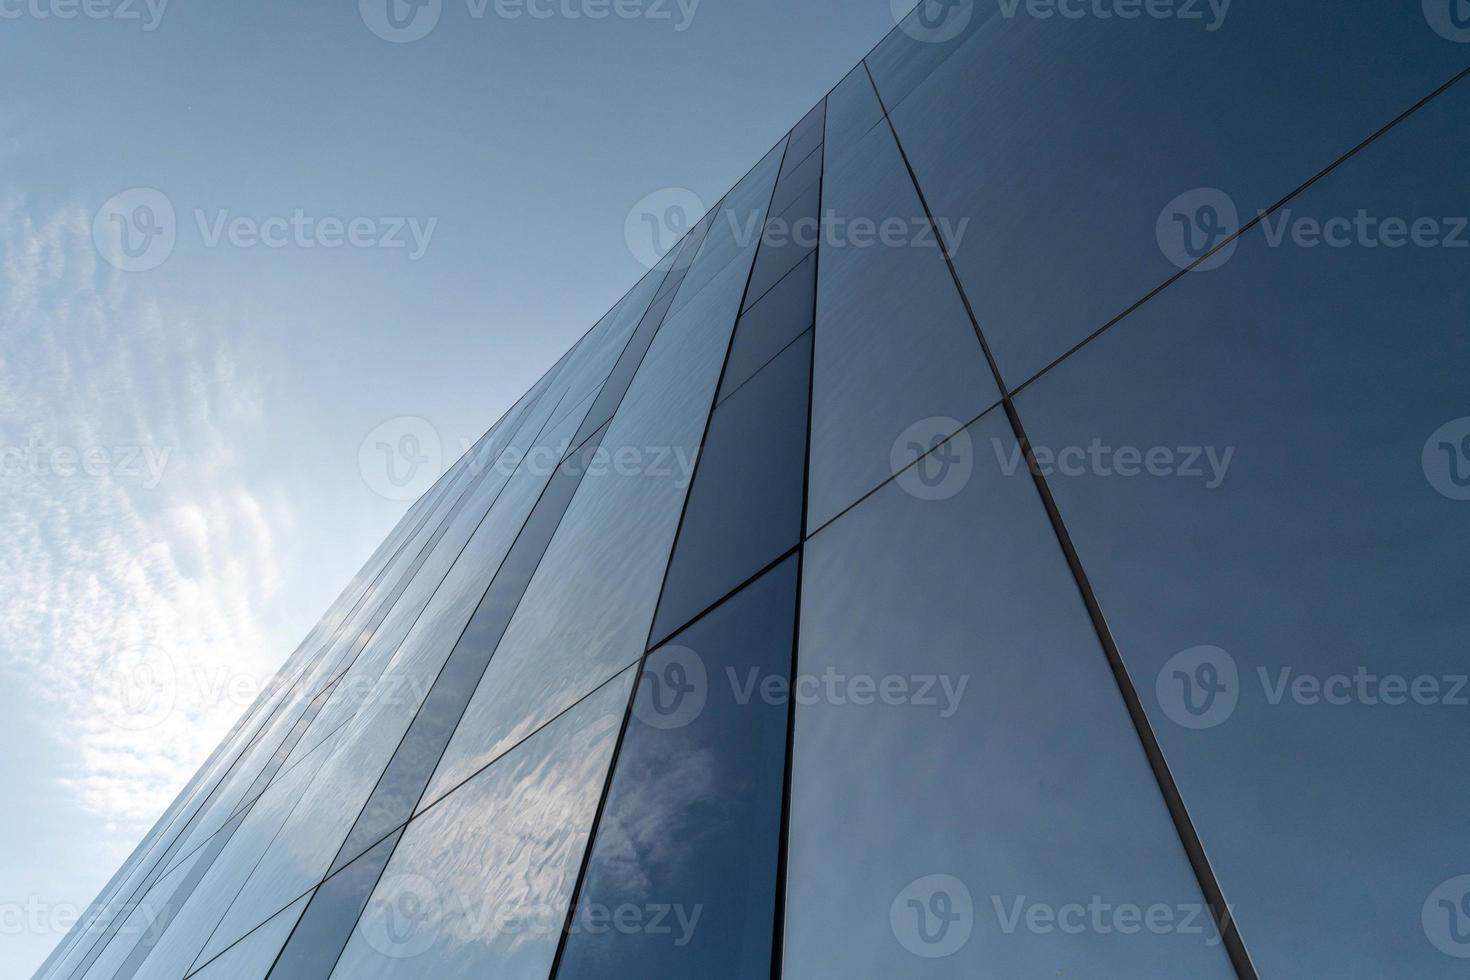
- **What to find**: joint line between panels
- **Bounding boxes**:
[862,58,1261,980]
[547,129,795,980]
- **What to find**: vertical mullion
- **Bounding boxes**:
[546,131,794,980]
[771,94,826,980]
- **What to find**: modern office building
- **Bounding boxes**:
[35,4,1470,978]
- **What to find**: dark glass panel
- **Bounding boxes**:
[556,557,798,980]
[785,411,1233,978]
[324,670,635,980]
[872,1,1470,383]
[718,252,816,404]
[649,332,810,643]
[807,95,997,530]
[1014,80,1470,978]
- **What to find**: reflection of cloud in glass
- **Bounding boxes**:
[585,734,722,896]
[330,668,633,979]
[423,224,765,805]
[193,695,418,967]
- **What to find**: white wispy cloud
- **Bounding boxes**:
[0,189,291,856]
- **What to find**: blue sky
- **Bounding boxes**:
[0,2,903,974]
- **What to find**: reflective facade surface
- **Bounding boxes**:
[40,9,1470,979]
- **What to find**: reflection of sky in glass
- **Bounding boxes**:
[75,846,208,980]
[871,2,1470,385]
[807,74,996,530]
[193,695,416,967]
[559,557,796,978]
[1016,80,1470,978]
[126,733,341,979]
[421,180,777,806]
[329,668,634,980]
[188,895,309,979]
[786,411,1233,978]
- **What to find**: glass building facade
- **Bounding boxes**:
[36,5,1470,977]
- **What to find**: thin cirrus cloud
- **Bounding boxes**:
[0,188,291,851]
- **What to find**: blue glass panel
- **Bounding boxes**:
[807,93,998,530]
[556,557,797,980]
[267,831,405,978]
[649,333,810,644]
[326,669,635,980]
[421,231,759,810]
[668,141,784,318]
[1014,79,1470,978]
[126,731,345,980]
[785,411,1234,978]
[718,252,815,403]
[187,895,309,980]
[872,2,1470,384]
[823,63,885,167]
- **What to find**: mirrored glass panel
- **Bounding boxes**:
[187,896,309,980]
[421,242,755,809]
[327,668,635,980]
[823,62,885,167]
[785,410,1234,978]
[871,2,1470,384]
[1014,80,1470,979]
[808,95,998,530]
[126,731,345,980]
[649,332,810,644]
[717,252,815,404]
[556,557,798,980]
